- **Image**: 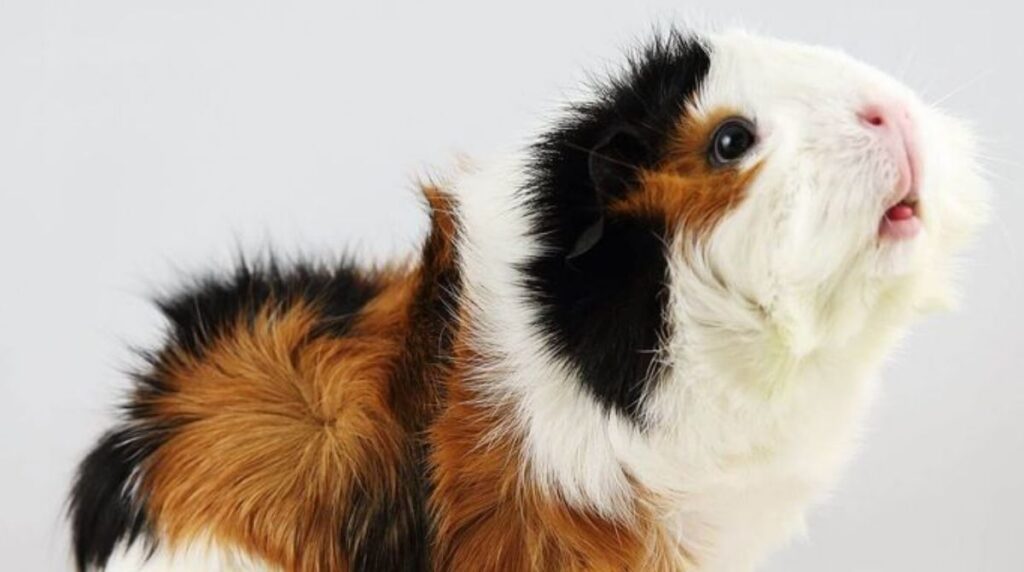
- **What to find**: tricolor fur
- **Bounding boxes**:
[70,30,987,571]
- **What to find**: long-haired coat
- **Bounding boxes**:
[70,30,987,572]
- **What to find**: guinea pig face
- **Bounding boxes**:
[687,32,987,323]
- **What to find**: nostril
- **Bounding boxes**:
[858,106,887,128]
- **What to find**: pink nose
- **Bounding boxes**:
[858,102,920,196]
[858,103,910,131]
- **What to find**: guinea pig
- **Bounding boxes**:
[69,29,988,572]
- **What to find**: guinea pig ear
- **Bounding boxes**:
[588,124,649,199]
[567,125,649,260]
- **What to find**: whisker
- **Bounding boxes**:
[897,44,920,83]
[560,140,642,172]
[989,211,1020,286]
[975,153,1024,171]
[931,69,991,107]
[976,167,1011,185]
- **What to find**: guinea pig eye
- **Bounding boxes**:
[708,118,757,167]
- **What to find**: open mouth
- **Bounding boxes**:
[879,191,921,240]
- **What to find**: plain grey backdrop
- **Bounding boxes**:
[1,1,1020,570]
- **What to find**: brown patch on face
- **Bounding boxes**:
[610,108,762,240]
[428,336,692,571]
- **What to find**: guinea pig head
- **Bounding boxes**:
[583,31,988,354]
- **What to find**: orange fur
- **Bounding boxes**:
[428,340,690,571]
[613,109,761,239]
[140,186,462,571]
[145,295,406,570]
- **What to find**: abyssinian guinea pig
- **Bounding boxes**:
[69,29,987,572]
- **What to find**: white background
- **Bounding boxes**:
[1,1,1021,570]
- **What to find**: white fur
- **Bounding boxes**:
[451,31,987,572]
[103,538,276,572]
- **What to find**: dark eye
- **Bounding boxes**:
[708,118,757,167]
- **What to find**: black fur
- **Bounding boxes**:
[68,353,182,571]
[523,31,711,420]
[69,429,155,571]
[343,449,432,572]
[69,260,382,571]
[158,260,382,358]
